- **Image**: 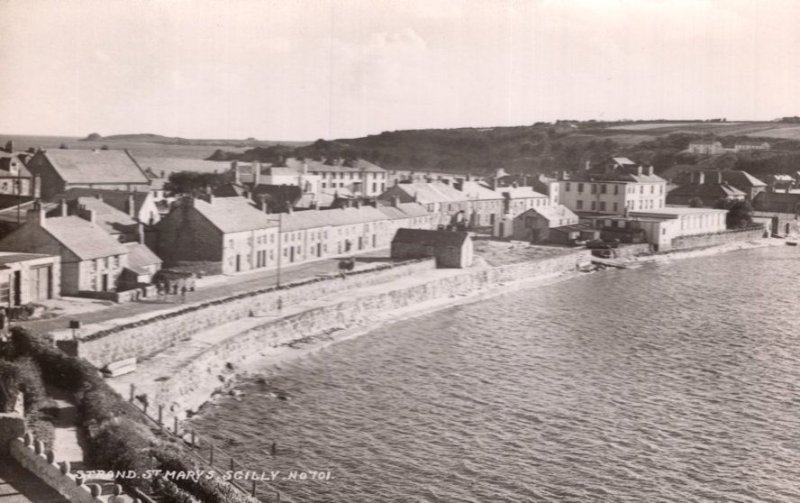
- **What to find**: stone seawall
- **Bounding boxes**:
[672,227,766,251]
[149,251,589,420]
[61,259,437,368]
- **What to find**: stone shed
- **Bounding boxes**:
[390,228,473,268]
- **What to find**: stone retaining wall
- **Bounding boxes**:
[149,251,588,420]
[671,227,766,251]
[9,435,102,503]
[61,259,436,368]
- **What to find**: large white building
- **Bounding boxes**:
[559,157,667,215]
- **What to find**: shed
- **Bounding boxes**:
[390,228,473,268]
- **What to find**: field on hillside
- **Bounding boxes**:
[0,134,255,160]
[606,121,800,138]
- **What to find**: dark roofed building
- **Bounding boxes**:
[51,187,162,225]
[27,149,152,200]
[753,191,800,214]
[390,228,473,268]
[666,171,746,207]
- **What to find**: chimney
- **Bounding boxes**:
[392,195,400,208]
[585,160,591,171]
[126,193,135,218]
[137,222,145,244]
[490,178,497,190]
[453,179,464,191]
[354,199,361,209]
[232,161,240,184]
[26,200,46,227]
[32,175,40,198]
[637,166,643,176]
[648,166,654,176]
[698,172,705,185]
[253,162,262,186]
[160,169,165,179]
[716,171,722,184]
[4,140,13,153]
[59,198,67,217]
[77,205,96,224]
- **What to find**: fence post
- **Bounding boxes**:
[173,416,179,435]
[209,445,214,465]
[251,480,256,497]
[158,405,163,425]
[191,431,196,447]
[129,383,135,402]
[230,457,235,472]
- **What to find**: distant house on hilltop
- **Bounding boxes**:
[687,140,725,155]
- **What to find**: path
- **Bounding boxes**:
[20,249,391,335]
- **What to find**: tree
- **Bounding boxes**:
[688,197,704,208]
[726,201,754,229]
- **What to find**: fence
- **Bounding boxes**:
[126,382,285,503]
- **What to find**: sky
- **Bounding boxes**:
[0,0,799,141]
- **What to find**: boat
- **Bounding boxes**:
[786,241,798,246]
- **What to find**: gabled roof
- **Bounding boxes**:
[286,157,385,173]
[667,182,745,199]
[719,170,766,188]
[191,197,278,233]
[517,204,578,223]
[281,205,387,232]
[36,149,150,185]
[72,197,138,235]
[123,242,161,272]
[458,181,503,201]
[392,228,469,247]
[389,182,466,204]
[42,216,128,260]
[495,186,548,199]
[376,202,429,220]
[0,200,58,224]
[0,154,32,178]
[52,188,153,216]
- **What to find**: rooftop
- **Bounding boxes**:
[37,149,150,185]
[41,215,129,260]
[191,197,278,233]
[392,228,470,247]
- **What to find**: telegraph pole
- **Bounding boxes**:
[276,211,282,287]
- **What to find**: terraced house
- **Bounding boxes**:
[291,158,388,197]
[379,181,470,227]
[559,157,667,215]
[156,196,279,275]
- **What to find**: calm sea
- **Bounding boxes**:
[191,246,800,502]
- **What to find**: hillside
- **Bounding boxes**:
[208,120,800,178]
[79,132,308,148]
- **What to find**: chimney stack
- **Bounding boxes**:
[392,195,400,208]
[253,162,262,186]
[77,205,96,224]
[698,172,705,185]
[232,161,240,184]
[137,222,145,244]
[127,193,136,218]
[648,166,654,176]
[717,171,723,184]
[59,198,67,217]
[26,200,45,227]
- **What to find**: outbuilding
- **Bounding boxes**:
[390,228,473,268]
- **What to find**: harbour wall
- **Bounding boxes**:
[147,251,590,420]
[58,258,437,368]
[672,227,766,251]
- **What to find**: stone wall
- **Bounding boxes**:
[146,251,588,421]
[63,259,437,368]
[671,227,767,251]
[9,435,102,503]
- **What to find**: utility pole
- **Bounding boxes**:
[276,211,282,287]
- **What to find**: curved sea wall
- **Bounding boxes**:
[58,259,437,368]
[149,251,589,420]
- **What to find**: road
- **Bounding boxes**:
[20,250,393,335]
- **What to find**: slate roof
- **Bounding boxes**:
[0,201,58,224]
[192,197,278,233]
[0,252,55,266]
[43,216,128,260]
[281,206,387,232]
[376,202,430,220]
[286,157,385,173]
[578,157,665,184]
[666,182,745,199]
[517,204,578,223]
[123,242,162,272]
[51,187,153,216]
[391,182,466,204]
[38,149,150,185]
[458,181,503,201]
[72,197,138,235]
[392,228,469,247]
[753,191,800,213]
[495,186,548,199]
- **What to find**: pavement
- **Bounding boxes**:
[19,249,393,335]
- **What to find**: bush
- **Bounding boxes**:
[88,419,157,492]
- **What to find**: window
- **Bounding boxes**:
[601,184,607,194]
[613,202,618,212]
[640,186,644,194]
[565,182,571,192]
[651,185,654,194]
[599,201,606,211]
[591,201,596,211]
[614,185,619,195]
[591,184,597,194]
[578,183,584,193]
[576,200,584,210]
